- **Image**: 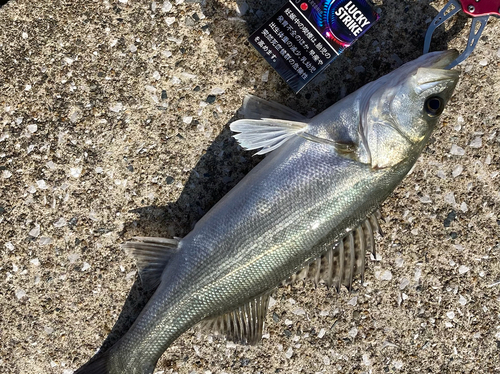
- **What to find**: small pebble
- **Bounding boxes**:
[348,327,358,338]
[152,71,161,80]
[380,270,392,281]
[347,297,357,306]
[15,288,27,300]
[460,202,468,212]
[419,195,432,203]
[210,87,225,95]
[393,360,403,370]
[458,265,470,274]
[70,167,82,178]
[36,180,48,190]
[126,271,136,280]
[268,297,276,308]
[129,45,137,53]
[458,295,467,305]
[27,124,38,133]
[109,102,124,112]
[261,70,269,82]
[291,307,305,315]
[236,1,249,16]
[446,311,455,319]
[29,225,40,237]
[82,262,91,271]
[399,277,410,290]
[362,354,371,366]
[30,258,40,266]
[165,17,176,26]
[414,267,422,282]
[68,253,80,264]
[53,218,67,228]
[452,165,463,178]
[285,347,293,359]
[183,116,193,124]
[162,1,172,12]
[450,144,465,156]
[2,170,12,179]
[354,65,365,73]
[478,59,488,66]
[444,192,456,205]
[469,137,482,148]
[39,237,53,246]
[317,328,326,338]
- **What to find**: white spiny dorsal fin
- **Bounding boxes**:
[286,211,382,291]
[240,95,308,122]
[122,237,180,290]
[230,118,308,155]
[198,292,271,345]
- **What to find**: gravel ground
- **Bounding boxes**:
[0,0,499,373]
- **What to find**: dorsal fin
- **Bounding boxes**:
[198,292,271,345]
[287,212,381,291]
[122,237,180,290]
[240,94,308,122]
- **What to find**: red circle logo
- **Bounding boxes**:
[300,3,308,11]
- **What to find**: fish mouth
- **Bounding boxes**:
[422,49,460,70]
[415,50,460,92]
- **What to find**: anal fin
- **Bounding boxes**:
[198,292,271,345]
[287,211,382,291]
[122,237,180,290]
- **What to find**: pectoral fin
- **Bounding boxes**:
[198,292,271,345]
[232,95,357,155]
[230,118,309,155]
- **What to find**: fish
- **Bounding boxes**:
[75,50,460,374]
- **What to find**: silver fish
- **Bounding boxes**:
[75,50,459,374]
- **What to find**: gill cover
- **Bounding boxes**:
[358,51,460,169]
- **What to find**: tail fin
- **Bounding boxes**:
[74,352,109,374]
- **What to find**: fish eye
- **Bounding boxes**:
[424,96,444,117]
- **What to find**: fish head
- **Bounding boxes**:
[359,50,460,169]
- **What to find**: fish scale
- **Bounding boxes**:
[76,50,459,374]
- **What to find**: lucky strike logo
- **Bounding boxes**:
[311,0,374,47]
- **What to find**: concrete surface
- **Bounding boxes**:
[0,0,499,373]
